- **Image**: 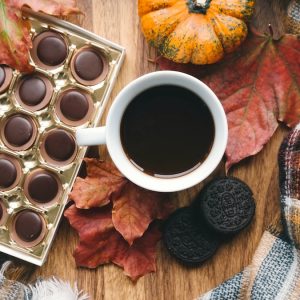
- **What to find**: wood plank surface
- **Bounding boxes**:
[27,0,291,299]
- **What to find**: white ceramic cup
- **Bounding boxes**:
[76,71,228,192]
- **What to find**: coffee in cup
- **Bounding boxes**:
[76,71,227,192]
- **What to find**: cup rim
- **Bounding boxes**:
[106,71,228,192]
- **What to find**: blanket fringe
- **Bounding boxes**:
[30,277,89,300]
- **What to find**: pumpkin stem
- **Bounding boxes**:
[187,0,211,14]
[194,0,207,7]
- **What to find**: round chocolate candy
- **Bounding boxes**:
[28,171,59,203]
[16,74,53,111]
[14,210,44,243]
[55,89,94,126]
[0,66,5,87]
[0,155,21,191]
[74,49,103,81]
[71,47,108,86]
[0,158,17,188]
[163,207,220,266]
[43,129,76,163]
[60,90,89,121]
[197,177,255,235]
[19,76,46,106]
[3,114,36,150]
[31,31,68,69]
[0,65,13,94]
[37,35,67,66]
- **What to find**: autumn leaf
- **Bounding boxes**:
[112,182,173,245]
[158,28,300,170]
[70,159,127,209]
[64,204,162,281]
[8,0,80,16]
[0,1,32,72]
[0,0,80,72]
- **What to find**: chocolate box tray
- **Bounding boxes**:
[0,9,125,266]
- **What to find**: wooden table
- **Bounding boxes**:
[28,0,290,299]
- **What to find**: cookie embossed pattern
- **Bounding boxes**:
[0,10,125,266]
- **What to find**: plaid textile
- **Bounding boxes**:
[199,124,300,300]
[0,263,31,300]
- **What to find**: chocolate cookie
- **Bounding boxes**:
[163,207,220,266]
[197,177,255,235]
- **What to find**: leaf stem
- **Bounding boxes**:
[268,24,274,38]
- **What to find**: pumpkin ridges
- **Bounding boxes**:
[162,14,224,64]
[211,0,254,19]
[209,10,248,53]
[211,14,248,53]
[190,15,224,64]
[138,0,254,65]
[140,2,188,48]
[138,0,179,16]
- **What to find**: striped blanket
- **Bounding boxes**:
[199,124,300,299]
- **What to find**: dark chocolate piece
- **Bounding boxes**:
[15,210,43,242]
[37,35,67,66]
[74,49,103,81]
[19,76,46,106]
[197,177,255,235]
[0,158,17,188]
[163,207,220,266]
[4,115,33,147]
[28,171,59,203]
[0,66,5,87]
[60,90,89,121]
[44,129,76,161]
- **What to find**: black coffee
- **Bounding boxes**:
[120,85,215,178]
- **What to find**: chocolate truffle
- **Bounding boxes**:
[0,66,5,87]
[0,66,13,94]
[4,115,34,147]
[74,49,103,81]
[28,171,59,203]
[60,90,89,121]
[14,210,43,242]
[44,129,76,161]
[37,35,67,66]
[0,158,17,188]
[19,77,46,106]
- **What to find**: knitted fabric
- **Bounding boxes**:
[286,0,300,34]
[199,124,300,299]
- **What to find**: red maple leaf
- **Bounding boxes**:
[64,204,162,281]
[70,159,127,209]
[158,28,300,170]
[112,182,173,245]
[0,0,80,72]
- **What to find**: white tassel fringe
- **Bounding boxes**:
[30,277,89,300]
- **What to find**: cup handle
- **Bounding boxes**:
[76,127,106,146]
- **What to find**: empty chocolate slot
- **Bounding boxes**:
[0,65,13,94]
[70,46,109,86]
[0,154,22,191]
[15,74,54,112]
[55,88,94,126]
[24,168,62,207]
[1,114,38,151]
[10,209,47,247]
[31,31,68,69]
[40,129,77,166]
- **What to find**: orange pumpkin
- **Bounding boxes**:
[138,0,255,64]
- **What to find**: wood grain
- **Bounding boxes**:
[29,1,291,299]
